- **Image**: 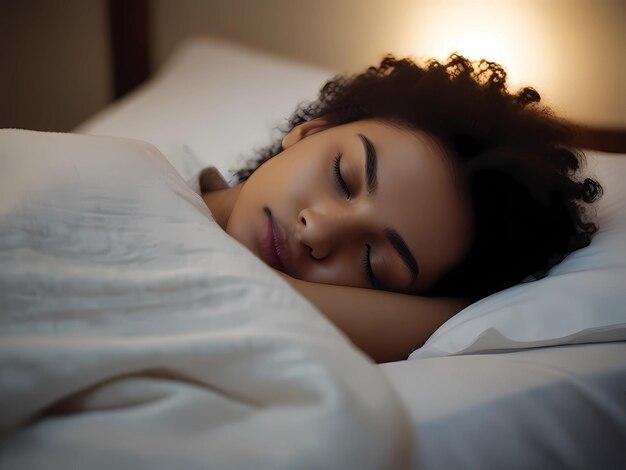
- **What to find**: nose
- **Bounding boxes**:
[297,205,365,260]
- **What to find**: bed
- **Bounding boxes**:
[1,37,625,469]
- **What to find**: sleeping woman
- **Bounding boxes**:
[200,54,602,363]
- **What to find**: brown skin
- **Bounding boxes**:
[203,118,474,363]
[278,273,471,363]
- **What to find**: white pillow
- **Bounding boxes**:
[76,36,334,182]
[410,149,626,358]
[77,37,626,358]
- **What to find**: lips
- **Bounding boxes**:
[260,207,291,274]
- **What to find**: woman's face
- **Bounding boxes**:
[226,119,474,294]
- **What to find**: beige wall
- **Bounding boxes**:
[0,0,111,131]
[1,0,624,131]
[151,0,413,74]
[152,0,626,128]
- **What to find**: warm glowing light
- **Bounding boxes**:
[392,0,625,126]
[401,0,556,95]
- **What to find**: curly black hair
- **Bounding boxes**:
[235,54,603,301]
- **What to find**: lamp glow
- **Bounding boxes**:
[401,1,556,94]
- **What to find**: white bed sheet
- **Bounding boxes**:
[0,129,411,469]
[382,342,626,468]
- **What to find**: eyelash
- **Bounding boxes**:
[332,153,351,199]
[363,244,381,289]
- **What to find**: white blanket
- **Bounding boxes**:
[0,130,411,469]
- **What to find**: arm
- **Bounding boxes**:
[280,274,471,363]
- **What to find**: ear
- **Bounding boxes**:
[281,116,334,149]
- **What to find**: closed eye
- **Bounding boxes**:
[363,244,385,290]
[333,153,351,199]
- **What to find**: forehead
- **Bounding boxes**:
[342,120,473,284]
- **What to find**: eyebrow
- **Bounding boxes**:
[384,227,419,285]
[357,133,419,286]
[358,133,378,194]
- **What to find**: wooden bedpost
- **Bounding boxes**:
[108,0,150,99]
[570,125,626,154]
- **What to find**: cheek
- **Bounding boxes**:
[223,158,308,251]
[297,251,366,288]
[225,206,257,254]
[290,158,322,191]
[224,180,268,253]
[260,154,327,213]
[269,156,323,203]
